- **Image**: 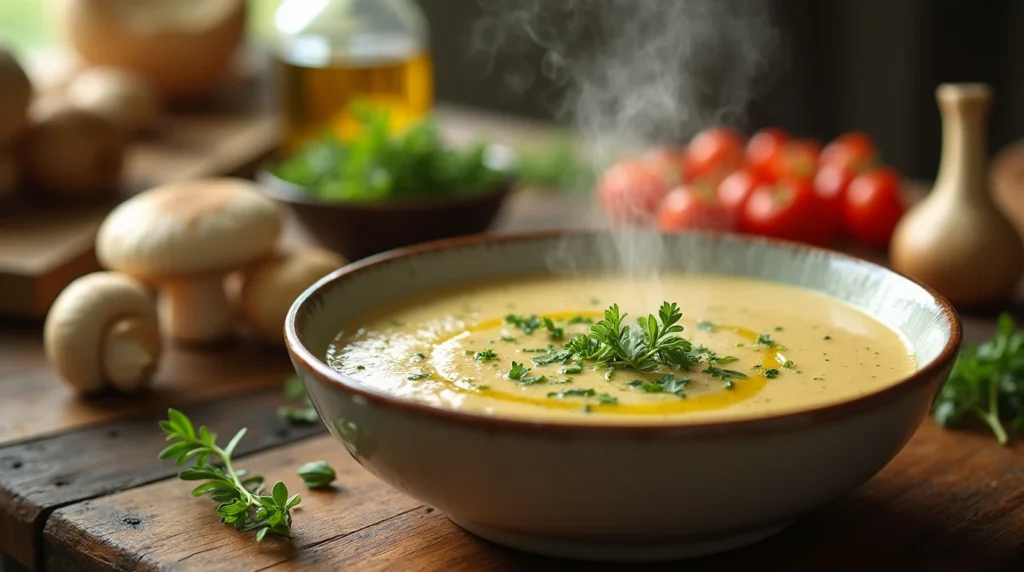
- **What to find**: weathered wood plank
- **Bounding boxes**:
[0,337,294,447]
[0,381,323,570]
[44,436,420,572]
[41,419,1024,571]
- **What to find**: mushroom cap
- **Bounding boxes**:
[44,271,160,392]
[240,248,345,342]
[97,178,282,281]
[65,66,161,134]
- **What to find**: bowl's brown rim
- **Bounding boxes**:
[284,229,963,437]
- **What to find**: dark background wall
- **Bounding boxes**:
[418,0,1024,181]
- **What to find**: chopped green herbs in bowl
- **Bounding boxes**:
[268,105,515,203]
[259,105,518,260]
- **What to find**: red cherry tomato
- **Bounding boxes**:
[821,132,878,173]
[813,162,854,230]
[742,178,833,244]
[717,170,763,218]
[746,127,788,181]
[597,158,672,224]
[657,184,735,232]
[686,127,744,185]
[843,167,904,248]
[642,146,689,185]
[770,139,820,181]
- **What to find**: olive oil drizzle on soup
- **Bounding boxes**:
[326,275,917,424]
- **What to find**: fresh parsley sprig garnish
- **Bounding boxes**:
[159,409,301,542]
[564,302,698,372]
[933,313,1024,445]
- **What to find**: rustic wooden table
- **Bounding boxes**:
[1,111,1023,571]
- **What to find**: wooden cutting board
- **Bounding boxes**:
[0,52,279,319]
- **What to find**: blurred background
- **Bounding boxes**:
[2,0,1022,180]
[3,0,1024,320]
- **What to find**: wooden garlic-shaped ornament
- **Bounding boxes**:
[890,83,1024,305]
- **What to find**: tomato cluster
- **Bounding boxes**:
[596,127,905,249]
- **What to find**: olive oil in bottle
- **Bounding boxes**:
[273,0,434,153]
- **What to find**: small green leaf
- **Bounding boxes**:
[224,428,247,457]
[272,482,289,505]
[297,461,337,489]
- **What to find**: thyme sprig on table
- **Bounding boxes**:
[159,409,301,541]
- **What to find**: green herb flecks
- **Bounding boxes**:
[297,461,336,489]
[697,320,717,333]
[531,349,573,366]
[474,349,498,361]
[407,373,431,381]
[764,368,780,379]
[505,314,542,335]
[627,373,689,397]
[547,388,597,399]
[499,335,517,343]
[597,393,618,405]
[567,315,594,325]
[509,361,545,384]
[521,345,555,353]
[700,364,749,386]
[754,333,776,347]
[543,317,565,339]
[933,313,1024,445]
[159,409,300,542]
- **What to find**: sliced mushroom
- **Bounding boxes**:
[96,177,282,343]
[239,249,346,344]
[44,271,162,393]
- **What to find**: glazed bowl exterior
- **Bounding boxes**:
[284,231,961,562]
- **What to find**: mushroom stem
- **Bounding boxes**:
[159,276,233,342]
[102,316,161,392]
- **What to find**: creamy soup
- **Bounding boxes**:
[326,275,917,424]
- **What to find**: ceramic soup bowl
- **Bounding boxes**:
[284,231,961,562]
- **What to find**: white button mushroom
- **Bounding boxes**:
[44,271,162,393]
[65,66,161,135]
[239,249,346,344]
[96,177,282,344]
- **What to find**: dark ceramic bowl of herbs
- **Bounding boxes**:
[258,109,517,261]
